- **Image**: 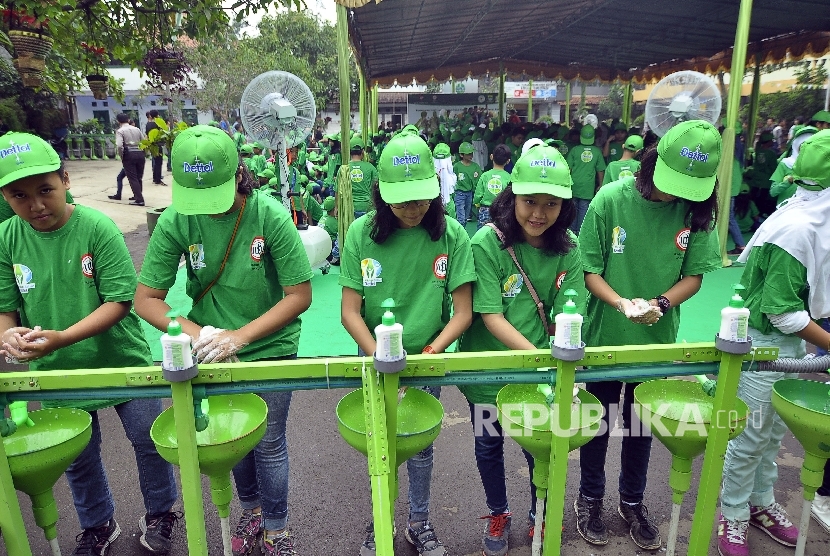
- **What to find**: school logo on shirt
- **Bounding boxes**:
[81,254,94,278]
[675,228,690,251]
[556,271,567,290]
[433,254,448,280]
[502,273,524,298]
[612,226,627,254]
[250,236,265,262]
[560,144,569,155]
[618,165,635,179]
[757,153,767,164]
[188,244,206,270]
[361,258,383,286]
[581,149,594,163]
[473,171,480,179]
[458,172,466,181]
[350,167,364,182]
[13,264,35,294]
[487,176,504,195]
[610,147,618,157]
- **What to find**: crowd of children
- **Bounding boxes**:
[2,105,830,556]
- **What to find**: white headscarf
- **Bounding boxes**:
[782,131,815,168]
[434,157,456,206]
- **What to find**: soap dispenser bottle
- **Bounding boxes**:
[719,284,750,343]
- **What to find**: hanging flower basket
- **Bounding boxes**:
[141,48,191,90]
[86,74,109,100]
[12,55,45,88]
[153,56,183,83]
[8,29,53,58]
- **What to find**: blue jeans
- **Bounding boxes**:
[454,190,473,224]
[469,403,536,516]
[477,206,491,230]
[354,210,366,220]
[579,381,652,503]
[569,198,591,234]
[232,354,296,531]
[721,328,802,521]
[728,198,745,248]
[66,398,177,529]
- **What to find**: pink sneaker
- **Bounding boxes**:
[749,502,798,546]
[717,515,749,556]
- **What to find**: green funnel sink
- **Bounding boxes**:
[496,384,603,461]
[4,408,92,496]
[151,394,267,477]
[336,388,443,464]
[772,379,830,461]
[634,380,749,460]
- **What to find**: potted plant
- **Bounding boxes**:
[3,8,52,88]
[141,47,191,90]
[81,42,109,100]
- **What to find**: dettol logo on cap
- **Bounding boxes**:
[183,156,214,182]
[0,141,31,163]
[393,154,420,166]
[679,145,710,170]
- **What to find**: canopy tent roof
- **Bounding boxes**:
[345,0,830,85]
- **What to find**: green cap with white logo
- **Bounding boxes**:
[171,125,239,215]
[623,135,644,152]
[511,145,573,199]
[377,128,438,204]
[0,132,61,189]
[579,125,595,145]
[433,143,451,159]
[459,142,474,154]
[654,120,722,202]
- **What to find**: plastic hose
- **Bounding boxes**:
[666,502,682,556]
[531,498,545,556]
[220,516,232,556]
[49,537,61,556]
[795,497,812,556]
[756,354,830,373]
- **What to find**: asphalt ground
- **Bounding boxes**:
[3,158,830,556]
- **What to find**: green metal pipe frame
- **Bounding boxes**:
[564,82,571,125]
[498,63,505,125]
[0,344,779,556]
[527,79,533,122]
[746,57,763,161]
[715,0,754,268]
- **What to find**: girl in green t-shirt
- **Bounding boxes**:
[458,145,586,556]
[340,128,475,556]
[135,125,313,556]
[576,121,722,551]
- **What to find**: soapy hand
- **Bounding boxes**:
[192,327,246,363]
[617,298,662,325]
[1,326,61,363]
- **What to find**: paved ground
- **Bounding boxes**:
[3,159,830,556]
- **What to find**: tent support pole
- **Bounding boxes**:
[747,56,762,163]
[564,82,571,125]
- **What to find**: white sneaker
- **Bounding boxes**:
[812,494,830,534]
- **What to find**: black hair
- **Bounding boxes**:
[116,113,130,124]
[734,189,752,218]
[491,144,511,166]
[369,182,447,244]
[489,184,576,255]
[635,146,718,233]
[350,147,364,156]
[236,160,256,195]
[149,109,159,118]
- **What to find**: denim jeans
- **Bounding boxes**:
[569,198,591,234]
[232,354,296,531]
[469,403,536,516]
[477,206,491,230]
[728,198,745,248]
[579,381,652,502]
[66,398,177,529]
[721,328,803,521]
[454,190,473,224]
[354,210,366,219]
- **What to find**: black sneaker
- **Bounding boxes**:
[72,519,121,556]
[574,493,608,545]
[359,522,397,555]
[618,499,661,550]
[481,512,511,556]
[404,520,446,555]
[139,511,181,554]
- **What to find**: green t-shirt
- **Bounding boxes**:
[606,142,624,163]
[731,159,744,197]
[747,147,778,189]
[0,205,151,411]
[339,214,476,353]
[578,178,721,348]
[320,212,338,243]
[602,159,641,186]
[1,191,74,224]
[349,160,377,213]
[458,226,587,404]
[303,190,323,223]
[453,161,483,193]
[243,156,257,174]
[566,145,607,200]
[474,168,510,207]
[741,243,808,335]
[506,142,522,169]
[233,132,246,150]
[769,161,796,204]
[139,189,313,360]
[250,154,267,176]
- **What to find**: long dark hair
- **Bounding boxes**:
[369,182,447,244]
[489,184,576,255]
[635,146,718,232]
[236,160,256,195]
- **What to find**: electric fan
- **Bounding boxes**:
[645,70,722,137]
[240,71,316,208]
[240,71,331,269]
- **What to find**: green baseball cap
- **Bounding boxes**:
[511,145,573,199]
[240,144,253,154]
[268,177,279,187]
[739,182,750,194]
[253,142,265,150]
[350,137,365,149]
[459,141,474,154]
[257,168,275,179]
[299,174,309,185]
[433,143,451,159]
[171,125,239,215]
[0,132,61,189]
[614,123,628,131]
[208,120,220,127]
[759,131,774,143]
[579,126,595,145]
[654,120,722,202]
[793,129,830,190]
[377,129,438,204]
[623,135,644,152]
[811,110,830,124]
[323,197,336,210]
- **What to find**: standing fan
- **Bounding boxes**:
[645,70,722,137]
[240,71,331,269]
[240,71,316,209]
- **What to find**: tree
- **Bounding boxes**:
[597,82,624,121]
[739,63,827,126]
